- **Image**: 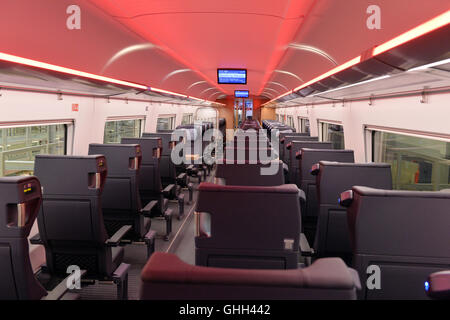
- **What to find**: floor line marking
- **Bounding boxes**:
[166,170,214,253]
[165,198,196,253]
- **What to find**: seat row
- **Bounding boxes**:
[139,128,450,300]
[0,128,218,300]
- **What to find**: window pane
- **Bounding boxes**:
[287,116,294,128]
[104,119,143,144]
[157,117,175,131]
[373,131,450,191]
[181,114,193,125]
[298,117,310,134]
[0,124,67,177]
[321,122,344,149]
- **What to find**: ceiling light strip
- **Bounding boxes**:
[372,10,450,56]
[262,11,450,107]
[0,52,148,90]
[0,51,223,105]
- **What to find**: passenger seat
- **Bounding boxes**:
[0,176,81,300]
[32,155,131,299]
[312,161,392,262]
[339,186,450,299]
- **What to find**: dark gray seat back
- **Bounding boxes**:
[121,138,164,212]
[279,132,310,163]
[282,136,318,164]
[215,160,284,186]
[141,133,178,185]
[289,141,333,184]
[88,143,144,237]
[0,176,47,300]
[34,155,113,277]
[344,186,450,299]
[299,149,355,242]
[195,183,301,269]
[314,162,392,261]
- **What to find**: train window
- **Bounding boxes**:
[0,123,67,177]
[287,115,294,128]
[298,117,310,134]
[372,131,450,191]
[319,121,345,149]
[104,119,143,144]
[157,116,176,131]
[181,113,193,125]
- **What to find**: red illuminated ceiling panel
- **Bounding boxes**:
[88,0,316,97]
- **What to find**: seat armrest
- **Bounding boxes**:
[298,189,306,203]
[30,233,43,245]
[300,233,314,257]
[42,270,87,300]
[177,172,187,181]
[310,163,320,176]
[106,225,132,247]
[141,200,158,216]
[349,268,362,291]
[286,142,292,150]
[295,151,302,159]
[163,184,175,198]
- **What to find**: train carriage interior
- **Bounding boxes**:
[0,0,449,305]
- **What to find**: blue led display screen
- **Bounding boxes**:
[235,90,249,98]
[218,69,247,84]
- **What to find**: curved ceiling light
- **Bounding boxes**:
[266,81,289,91]
[186,80,208,91]
[101,43,157,74]
[288,43,338,66]
[162,69,192,83]
[273,70,304,82]
[208,91,222,100]
[217,94,227,99]
[261,92,275,98]
[199,87,219,96]
[262,87,281,95]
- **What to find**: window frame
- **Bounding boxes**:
[366,125,450,191]
[297,116,310,134]
[181,113,194,125]
[0,120,72,177]
[156,115,176,131]
[103,117,145,144]
[318,120,344,149]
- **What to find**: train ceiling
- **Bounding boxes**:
[0,0,449,102]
